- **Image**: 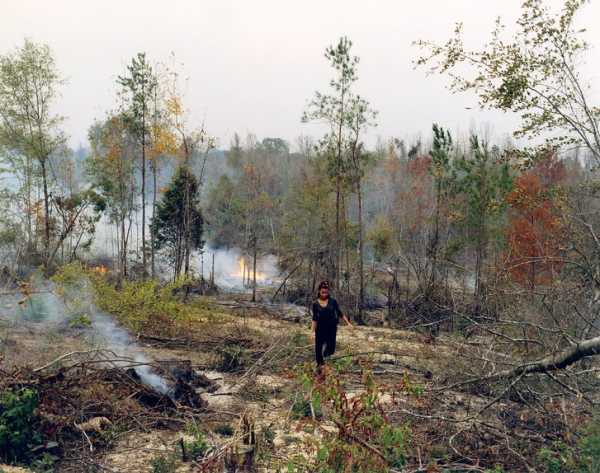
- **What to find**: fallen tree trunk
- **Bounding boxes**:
[496,335,600,379]
[446,335,600,390]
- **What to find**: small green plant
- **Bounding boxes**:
[484,467,505,473]
[182,422,208,460]
[537,419,600,473]
[290,397,321,420]
[579,419,600,473]
[294,360,413,473]
[68,313,92,329]
[218,345,249,372]
[539,443,574,473]
[0,387,42,463]
[30,452,57,473]
[149,453,177,473]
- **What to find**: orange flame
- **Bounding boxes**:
[234,257,267,281]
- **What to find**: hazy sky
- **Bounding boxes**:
[2,0,599,150]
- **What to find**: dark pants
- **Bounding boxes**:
[315,326,337,365]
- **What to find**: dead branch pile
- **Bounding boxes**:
[0,350,217,471]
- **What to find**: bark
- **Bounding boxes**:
[151,161,157,278]
[357,179,364,323]
[141,100,147,277]
[252,237,257,303]
[454,336,600,389]
[40,158,51,262]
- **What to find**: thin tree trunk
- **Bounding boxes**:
[121,217,127,278]
[334,88,346,291]
[211,252,215,285]
[252,238,257,302]
[151,161,157,278]
[40,158,51,264]
[357,179,364,323]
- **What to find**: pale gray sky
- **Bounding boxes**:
[2,0,599,149]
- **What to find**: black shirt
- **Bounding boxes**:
[312,297,342,330]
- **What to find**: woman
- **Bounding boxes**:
[311,280,352,368]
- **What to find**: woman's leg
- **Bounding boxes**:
[315,330,325,365]
[323,328,337,358]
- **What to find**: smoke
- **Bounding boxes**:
[83,310,169,394]
[198,246,280,290]
[1,276,169,394]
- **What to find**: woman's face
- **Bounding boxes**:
[319,287,329,299]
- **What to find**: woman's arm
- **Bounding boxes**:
[334,299,353,327]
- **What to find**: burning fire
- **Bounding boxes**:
[234,257,267,281]
[91,265,109,275]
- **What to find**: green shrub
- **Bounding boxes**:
[52,263,195,336]
[149,453,177,473]
[537,419,600,473]
[218,345,249,372]
[182,422,208,460]
[290,397,321,420]
[295,361,412,473]
[68,313,92,329]
[0,388,42,463]
[580,420,600,473]
[30,452,57,473]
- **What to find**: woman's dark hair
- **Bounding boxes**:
[318,280,330,291]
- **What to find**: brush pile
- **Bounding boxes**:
[0,350,217,471]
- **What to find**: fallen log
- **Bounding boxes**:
[442,334,600,391]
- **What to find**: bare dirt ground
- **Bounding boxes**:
[0,293,559,472]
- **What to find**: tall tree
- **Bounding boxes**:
[0,39,66,264]
[303,37,359,289]
[505,152,566,291]
[415,0,599,163]
[165,82,214,276]
[118,52,157,277]
[87,115,137,278]
[147,70,177,278]
[450,135,513,305]
[151,166,204,280]
[346,95,377,320]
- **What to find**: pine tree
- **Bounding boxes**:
[151,166,204,279]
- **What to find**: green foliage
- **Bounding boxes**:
[0,39,65,164]
[52,263,196,335]
[117,52,156,140]
[205,174,244,248]
[183,422,208,460]
[149,453,177,473]
[294,360,411,473]
[150,165,204,278]
[0,388,42,463]
[217,345,250,372]
[290,398,321,420]
[68,313,92,329]
[30,453,57,473]
[484,467,505,473]
[580,420,600,472]
[415,0,600,163]
[537,418,600,473]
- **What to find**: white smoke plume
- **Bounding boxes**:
[197,246,280,290]
[0,276,169,394]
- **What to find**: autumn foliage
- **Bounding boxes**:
[505,154,566,289]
